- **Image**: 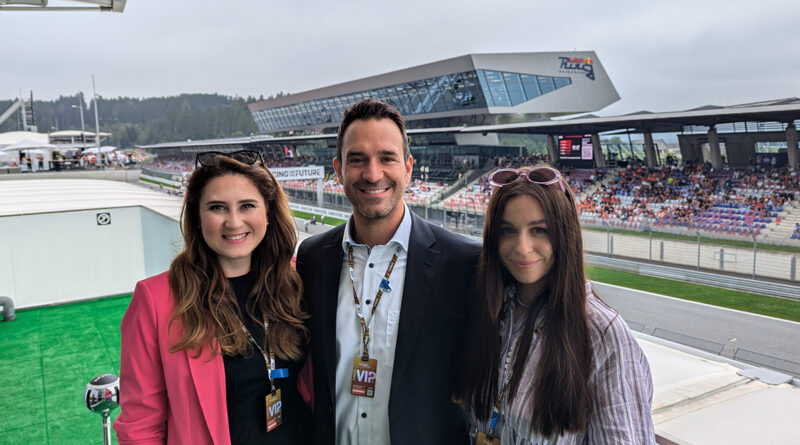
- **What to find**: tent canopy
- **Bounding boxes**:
[21,148,47,155]
[82,146,117,154]
[0,139,58,151]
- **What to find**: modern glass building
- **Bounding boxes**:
[249,52,620,134]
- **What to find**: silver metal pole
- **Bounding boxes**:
[79,92,86,148]
[102,414,112,445]
[696,231,701,271]
[20,93,28,129]
[752,236,757,280]
[92,75,102,167]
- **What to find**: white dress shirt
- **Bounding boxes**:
[335,205,411,445]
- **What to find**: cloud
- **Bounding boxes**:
[1,0,798,114]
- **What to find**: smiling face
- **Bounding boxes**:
[498,194,554,295]
[334,117,413,226]
[199,173,268,277]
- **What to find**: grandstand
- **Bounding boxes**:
[136,147,799,250]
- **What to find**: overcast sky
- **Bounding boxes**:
[2,0,799,116]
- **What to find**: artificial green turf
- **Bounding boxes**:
[586,266,800,322]
[0,294,131,445]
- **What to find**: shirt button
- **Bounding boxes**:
[368,263,374,268]
[361,412,367,419]
[365,299,372,305]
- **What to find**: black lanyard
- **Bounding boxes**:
[240,319,277,394]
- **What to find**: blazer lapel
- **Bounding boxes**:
[320,228,345,404]
[188,344,228,445]
[392,213,439,381]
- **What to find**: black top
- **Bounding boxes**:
[223,272,313,445]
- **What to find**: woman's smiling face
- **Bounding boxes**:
[498,194,554,288]
[199,173,268,277]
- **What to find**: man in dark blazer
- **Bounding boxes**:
[296,99,480,444]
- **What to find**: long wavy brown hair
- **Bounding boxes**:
[454,164,593,437]
[168,155,308,361]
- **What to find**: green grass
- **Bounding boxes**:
[138,176,179,189]
[584,226,800,254]
[586,266,800,322]
[292,210,346,226]
[0,294,131,444]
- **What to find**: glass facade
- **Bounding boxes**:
[252,69,572,132]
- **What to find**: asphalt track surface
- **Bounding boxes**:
[594,281,800,378]
[292,218,800,378]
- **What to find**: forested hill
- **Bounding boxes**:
[0,93,259,148]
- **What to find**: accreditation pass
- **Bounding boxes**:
[351,356,378,397]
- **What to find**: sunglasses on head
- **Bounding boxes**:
[488,166,566,193]
[195,150,264,168]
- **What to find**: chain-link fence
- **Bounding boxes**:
[407,204,800,283]
[582,223,798,282]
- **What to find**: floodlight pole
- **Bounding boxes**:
[92,75,101,167]
[72,92,86,148]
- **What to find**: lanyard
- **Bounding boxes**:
[487,307,544,438]
[347,245,400,361]
[241,319,279,394]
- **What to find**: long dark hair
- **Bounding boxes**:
[454,165,593,437]
[168,155,309,361]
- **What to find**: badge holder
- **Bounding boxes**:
[476,410,501,445]
[266,387,282,432]
[241,320,289,433]
[351,355,378,397]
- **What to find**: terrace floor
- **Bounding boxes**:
[1,295,130,444]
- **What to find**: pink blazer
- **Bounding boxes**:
[114,272,230,445]
[114,272,315,445]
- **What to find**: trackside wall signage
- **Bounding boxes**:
[269,165,325,181]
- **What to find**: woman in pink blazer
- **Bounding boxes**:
[115,151,313,445]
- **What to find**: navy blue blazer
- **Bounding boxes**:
[296,210,480,445]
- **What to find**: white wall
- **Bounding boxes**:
[0,206,149,308]
[140,207,183,277]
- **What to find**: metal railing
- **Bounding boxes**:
[584,255,799,300]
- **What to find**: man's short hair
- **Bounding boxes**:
[336,98,410,162]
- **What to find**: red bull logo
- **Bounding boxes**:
[559,56,595,80]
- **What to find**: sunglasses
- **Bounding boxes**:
[488,166,566,193]
[195,150,264,167]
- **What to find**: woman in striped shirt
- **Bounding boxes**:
[455,166,654,444]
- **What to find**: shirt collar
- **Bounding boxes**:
[342,203,412,254]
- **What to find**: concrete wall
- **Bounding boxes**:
[0,169,140,182]
[140,206,183,277]
[0,205,184,309]
[0,207,144,308]
[678,132,789,168]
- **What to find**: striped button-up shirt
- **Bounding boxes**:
[470,282,655,444]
